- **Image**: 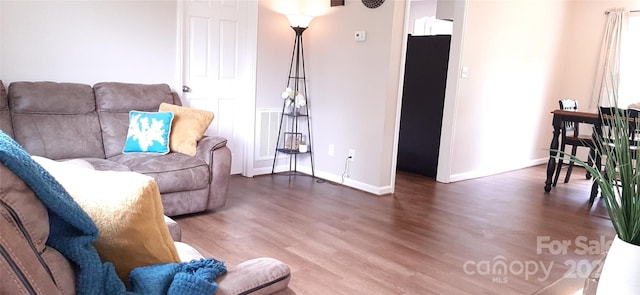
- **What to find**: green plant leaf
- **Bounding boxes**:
[555,103,640,245]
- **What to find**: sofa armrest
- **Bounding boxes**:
[172,243,292,294]
[195,135,230,184]
[196,136,228,159]
[217,258,291,295]
[195,135,232,210]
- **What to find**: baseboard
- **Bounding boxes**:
[256,158,548,191]
[449,157,548,182]
[251,165,392,195]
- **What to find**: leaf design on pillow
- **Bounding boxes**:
[127,113,167,151]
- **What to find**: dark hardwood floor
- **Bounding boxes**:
[174,165,614,294]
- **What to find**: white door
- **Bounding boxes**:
[182,0,256,175]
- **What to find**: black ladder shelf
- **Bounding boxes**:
[271,26,315,177]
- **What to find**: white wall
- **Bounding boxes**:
[437,0,570,182]
[558,0,638,112]
[438,0,640,182]
[0,0,178,86]
[254,0,406,193]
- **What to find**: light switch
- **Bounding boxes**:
[355,31,366,42]
[461,66,469,79]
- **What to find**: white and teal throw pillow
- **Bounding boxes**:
[123,111,174,154]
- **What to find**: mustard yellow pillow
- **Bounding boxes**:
[32,156,180,283]
[159,103,214,156]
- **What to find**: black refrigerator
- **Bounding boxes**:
[397,34,451,178]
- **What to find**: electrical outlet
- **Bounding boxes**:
[328,144,335,156]
[348,149,355,162]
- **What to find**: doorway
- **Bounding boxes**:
[397,34,451,178]
[396,0,453,179]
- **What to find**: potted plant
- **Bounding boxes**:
[565,98,640,294]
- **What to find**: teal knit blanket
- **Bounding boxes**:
[0,131,225,295]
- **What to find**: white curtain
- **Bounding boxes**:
[591,8,629,108]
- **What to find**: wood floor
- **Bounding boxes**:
[174,165,615,295]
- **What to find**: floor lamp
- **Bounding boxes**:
[271,15,315,177]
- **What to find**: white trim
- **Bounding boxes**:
[174,0,184,93]
[436,0,468,184]
[448,158,548,183]
[389,0,412,196]
[313,168,394,195]
[253,165,392,195]
[242,0,259,177]
[262,157,547,192]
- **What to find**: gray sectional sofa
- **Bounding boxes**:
[0,80,231,216]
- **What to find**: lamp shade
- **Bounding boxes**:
[286,15,314,28]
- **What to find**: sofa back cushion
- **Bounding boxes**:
[8,82,105,159]
[0,163,76,294]
[0,81,13,138]
[94,82,178,158]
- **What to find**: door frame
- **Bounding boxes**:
[174,0,259,177]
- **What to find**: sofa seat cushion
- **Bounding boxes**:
[58,158,131,172]
[110,153,209,193]
[77,158,132,171]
